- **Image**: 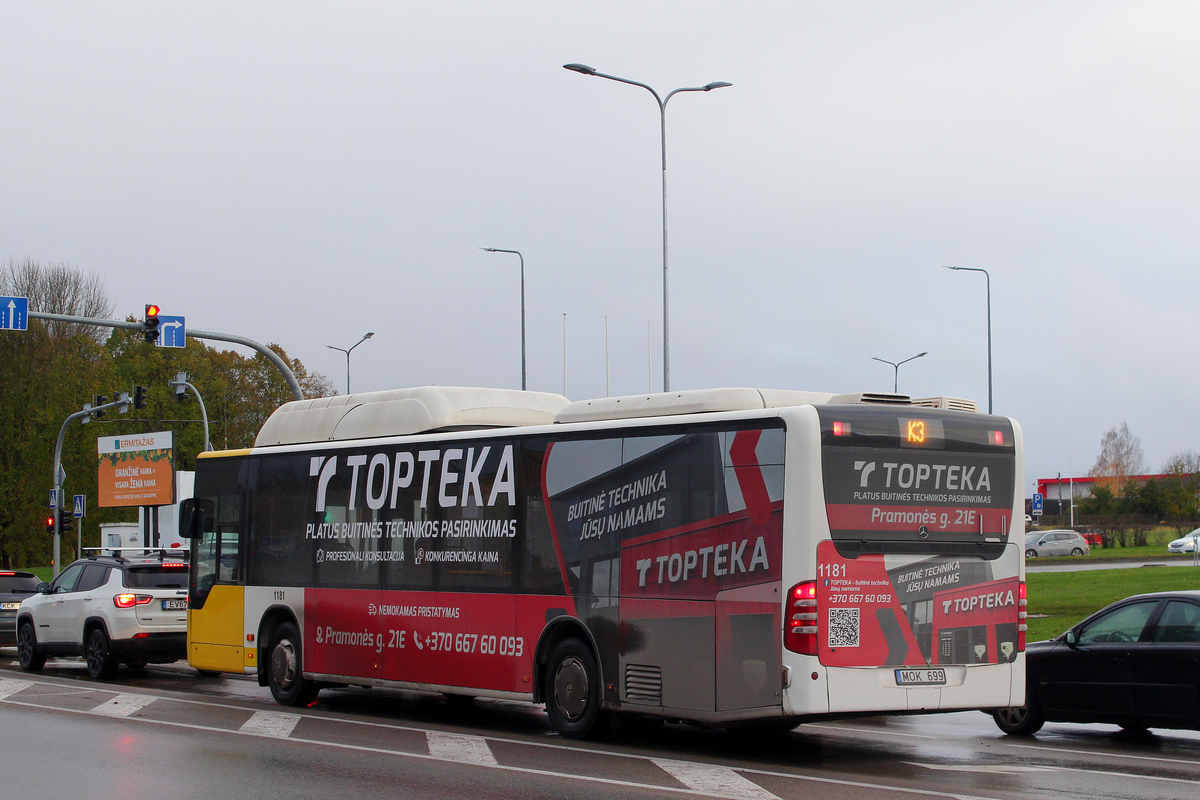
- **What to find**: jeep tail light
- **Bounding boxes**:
[785,581,818,655]
[114,593,153,608]
[1017,581,1027,651]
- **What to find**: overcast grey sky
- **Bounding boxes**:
[3,2,1199,493]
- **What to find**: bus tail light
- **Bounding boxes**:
[114,593,153,608]
[1017,581,1027,651]
[785,581,819,655]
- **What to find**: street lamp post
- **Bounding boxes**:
[564,63,731,393]
[326,332,375,395]
[480,247,526,391]
[871,352,927,394]
[944,266,992,413]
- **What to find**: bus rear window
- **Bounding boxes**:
[124,566,189,589]
[816,406,1016,558]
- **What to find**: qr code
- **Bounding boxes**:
[827,607,860,648]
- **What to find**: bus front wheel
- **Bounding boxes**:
[544,638,601,739]
[267,621,320,706]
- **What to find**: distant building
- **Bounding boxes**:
[1037,474,1174,502]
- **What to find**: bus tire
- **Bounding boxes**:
[992,691,1044,735]
[17,622,45,672]
[544,638,601,739]
[267,621,320,706]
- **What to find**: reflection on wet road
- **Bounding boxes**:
[0,653,1197,800]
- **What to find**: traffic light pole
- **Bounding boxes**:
[52,396,129,576]
[28,311,303,401]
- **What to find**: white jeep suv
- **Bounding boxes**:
[16,551,189,679]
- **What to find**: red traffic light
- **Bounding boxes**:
[143,305,162,343]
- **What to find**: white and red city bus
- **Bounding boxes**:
[182,386,1026,737]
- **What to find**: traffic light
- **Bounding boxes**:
[143,304,161,343]
[133,385,148,409]
[45,509,72,536]
[93,395,108,420]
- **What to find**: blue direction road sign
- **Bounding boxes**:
[1032,493,1044,516]
[73,494,86,519]
[0,296,28,331]
[157,315,186,348]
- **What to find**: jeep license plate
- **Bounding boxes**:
[162,599,187,610]
[895,668,946,686]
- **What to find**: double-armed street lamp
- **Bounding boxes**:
[563,63,731,393]
[480,248,526,391]
[326,331,375,395]
[872,352,927,394]
[944,265,992,413]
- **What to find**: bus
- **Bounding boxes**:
[181,385,1026,737]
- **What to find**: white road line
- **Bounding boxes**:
[1004,741,1200,768]
[0,678,32,701]
[653,759,780,800]
[906,762,1057,775]
[89,693,157,718]
[426,731,499,766]
[239,710,301,738]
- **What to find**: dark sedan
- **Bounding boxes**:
[993,590,1200,735]
[0,571,42,646]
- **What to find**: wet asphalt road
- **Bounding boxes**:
[1,651,1198,800]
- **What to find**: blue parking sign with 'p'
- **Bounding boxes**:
[1032,493,1043,516]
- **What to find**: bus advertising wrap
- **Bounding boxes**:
[816,540,1020,667]
[260,423,786,710]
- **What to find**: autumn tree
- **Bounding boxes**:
[1088,422,1144,493]
[0,259,118,567]
[0,260,334,568]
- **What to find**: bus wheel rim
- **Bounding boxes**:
[553,656,589,721]
[271,639,298,688]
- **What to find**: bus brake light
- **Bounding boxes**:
[832,422,850,437]
[785,581,819,655]
[991,430,1004,445]
[1017,581,1027,651]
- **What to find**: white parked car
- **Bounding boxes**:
[1168,528,1200,554]
[1025,530,1090,558]
[16,551,188,679]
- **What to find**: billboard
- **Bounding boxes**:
[97,431,175,507]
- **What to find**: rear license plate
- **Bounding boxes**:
[895,668,946,686]
[162,599,187,610]
[1,602,19,610]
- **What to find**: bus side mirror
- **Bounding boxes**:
[179,498,213,539]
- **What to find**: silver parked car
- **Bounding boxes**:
[1025,530,1090,558]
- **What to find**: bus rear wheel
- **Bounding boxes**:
[267,621,320,706]
[544,638,601,739]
